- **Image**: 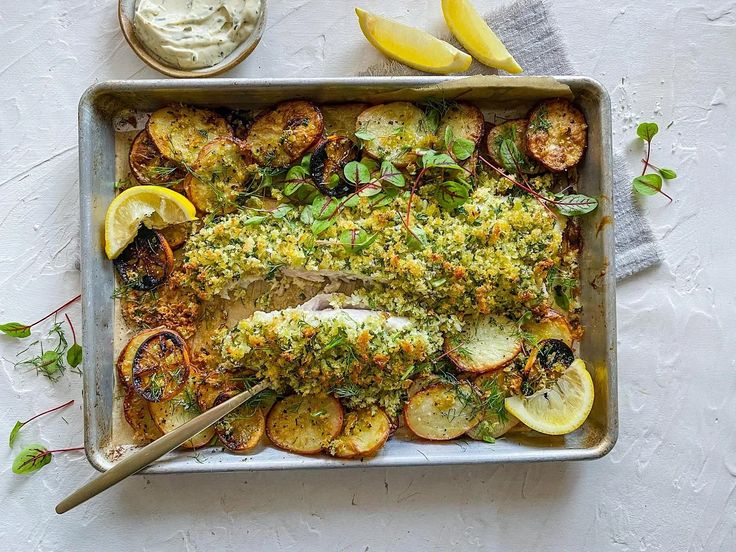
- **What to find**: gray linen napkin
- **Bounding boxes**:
[360,0,662,280]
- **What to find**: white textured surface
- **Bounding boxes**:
[0,0,734,550]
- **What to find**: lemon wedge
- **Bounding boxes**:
[441,0,522,73]
[355,8,472,75]
[104,186,196,259]
[504,359,594,435]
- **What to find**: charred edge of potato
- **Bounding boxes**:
[437,102,485,149]
[404,383,481,441]
[320,103,370,142]
[522,311,574,347]
[147,104,233,167]
[123,390,163,443]
[355,102,428,168]
[113,227,174,291]
[309,135,359,197]
[265,394,344,455]
[128,130,186,188]
[329,408,391,459]
[116,327,165,389]
[526,98,588,172]
[447,316,522,374]
[132,329,191,402]
[215,108,255,141]
[485,118,542,175]
[183,137,251,214]
[242,100,324,168]
[213,392,265,452]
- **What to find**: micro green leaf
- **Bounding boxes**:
[406,226,429,251]
[422,152,461,170]
[67,343,83,368]
[270,204,293,219]
[636,122,659,142]
[444,126,454,148]
[9,421,23,447]
[0,323,31,338]
[354,128,375,141]
[8,399,74,448]
[658,168,677,180]
[343,161,371,185]
[552,194,599,216]
[451,138,475,161]
[436,181,470,210]
[12,445,52,475]
[358,183,383,198]
[380,161,405,188]
[311,218,335,235]
[633,173,662,196]
[311,196,339,220]
[243,215,268,226]
[499,139,523,173]
[339,229,378,254]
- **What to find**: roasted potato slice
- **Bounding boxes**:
[309,135,359,197]
[147,105,233,166]
[526,98,587,172]
[522,310,574,347]
[113,227,174,291]
[404,383,481,440]
[242,100,324,168]
[355,102,429,167]
[447,315,522,373]
[328,408,391,459]
[436,102,485,150]
[116,328,163,389]
[485,118,542,175]
[321,103,370,142]
[129,130,187,190]
[266,394,343,455]
[466,372,518,442]
[123,390,163,443]
[158,222,191,250]
[132,329,191,402]
[148,382,215,449]
[184,138,253,214]
[212,392,266,452]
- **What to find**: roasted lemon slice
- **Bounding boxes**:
[504,359,594,435]
[441,0,522,73]
[355,8,472,75]
[104,186,196,259]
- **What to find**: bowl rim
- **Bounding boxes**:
[117,0,267,78]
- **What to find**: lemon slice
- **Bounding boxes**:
[441,0,522,73]
[104,185,196,259]
[505,359,594,435]
[355,8,472,75]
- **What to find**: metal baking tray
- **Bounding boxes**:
[79,76,617,473]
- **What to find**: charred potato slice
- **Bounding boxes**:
[447,315,522,373]
[321,103,369,142]
[522,310,574,347]
[123,390,164,443]
[486,118,542,174]
[148,381,215,449]
[212,392,266,452]
[309,135,359,197]
[128,130,187,190]
[436,102,485,150]
[147,105,233,166]
[116,328,163,389]
[526,98,587,172]
[466,372,518,442]
[158,222,191,250]
[356,102,429,168]
[329,408,391,459]
[184,138,253,214]
[266,394,343,455]
[113,227,174,291]
[132,329,191,402]
[404,383,481,440]
[242,100,324,168]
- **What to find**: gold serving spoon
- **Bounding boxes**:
[55,381,269,514]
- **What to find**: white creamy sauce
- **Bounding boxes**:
[133,0,261,69]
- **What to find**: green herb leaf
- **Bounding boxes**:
[553,194,599,216]
[9,421,24,447]
[443,126,454,148]
[436,181,470,210]
[342,194,361,208]
[12,445,52,475]
[358,183,383,198]
[354,128,375,141]
[271,204,293,219]
[422,152,461,170]
[633,173,662,196]
[343,161,371,185]
[499,139,523,173]
[40,351,62,377]
[243,215,268,226]
[66,343,83,368]
[339,229,378,254]
[658,168,677,180]
[300,153,312,169]
[451,138,475,161]
[380,161,405,188]
[311,196,339,220]
[637,122,659,142]
[300,207,315,225]
[0,322,31,338]
[406,226,429,251]
[311,218,335,235]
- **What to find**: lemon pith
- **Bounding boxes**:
[355,8,472,75]
[104,185,196,259]
[441,0,522,73]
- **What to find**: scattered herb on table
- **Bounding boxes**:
[632,122,677,200]
[12,444,84,475]
[0,295,81,338]
[9,399,74,447]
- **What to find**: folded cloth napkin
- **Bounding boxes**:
[359,0,662,280]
